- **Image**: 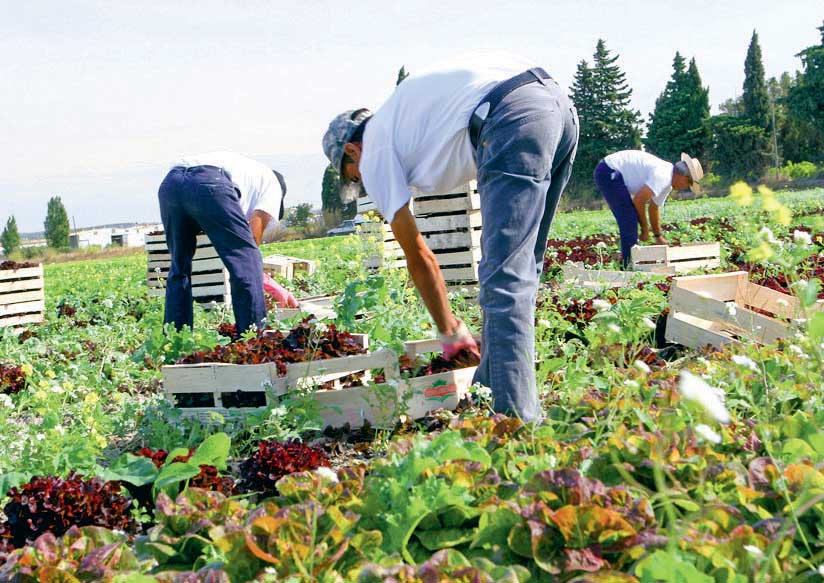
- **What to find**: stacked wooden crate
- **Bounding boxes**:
[360,183,483,298]
[631,242,721,273]
[262,254,316,281]
[0,263,45,334]
[146,232,231,307]
[664,271,823,350]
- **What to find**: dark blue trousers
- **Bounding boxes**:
[158,165,265,333]
[594,159,637,267]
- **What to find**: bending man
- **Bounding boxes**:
[157,151,297,334]
[594,150,704,265]
[323,53,579,422]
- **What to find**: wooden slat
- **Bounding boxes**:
[0,299,45,317]
[434,248,482,266]
[743,282,800,319]
[667,258,721,273]
[144,233,211,250]
[422,229,482,251]
[664,313,738,350]
[147,257,226,272]
[192,284,231,298]
[414,192,481,216]
[148,246,221,262]
[666,242,721,262]
[404,338,442,360]
[162,362,280,394]
[672,272,747,301]
[0,265,43,281]
[442,266,479,281]
[314,383,400,428]
[418,211,482,233]
[0,289,45,304]
[0,312,45,328]
[0,278,45,294]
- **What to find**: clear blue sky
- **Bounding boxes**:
[2,0,821,232]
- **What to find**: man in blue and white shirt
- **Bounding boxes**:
[158,151,295,334]
[322,52,579,423]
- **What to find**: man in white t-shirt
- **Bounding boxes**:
[594,150,704,266]
[157,151,296,334]
[322,53,579,423]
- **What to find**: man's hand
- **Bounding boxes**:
[440,320,480,360]
[262,272,299,308]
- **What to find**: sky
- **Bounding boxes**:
[1,0,821,233]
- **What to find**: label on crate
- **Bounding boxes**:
[422,379,458,402]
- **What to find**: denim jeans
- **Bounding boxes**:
[594,159,637,267]
[473,79,579,423]
[157,165,265,333]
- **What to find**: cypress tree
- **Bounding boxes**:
[743,30,770,130]
[645,52,689,160]
[320,164,356,221]
[788,21,824,136]
[1,216,21,255]
[44,196,70,249]
[568,40,642,196]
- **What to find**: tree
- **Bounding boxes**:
[777,72,824,163]
[396,65,410,86]
[320,164,356,221]
[288,203,314,230]
[568,40,643,197]
[787,21,824,137]
[743,31,770,130]
[645,53,711,161]
[44,196,70,249]
[708,116,771,180]
[1,216,21,255]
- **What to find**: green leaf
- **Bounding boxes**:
[636,550,716,583]
[0,472,30,498]
[800,278,822,308]
[809,311,824,342]
[472,506,522,549]
[97,454,159,487]
[189,432,231,470]
[153,462,202,498]
[416,527,477,550]
[780,438,818,462]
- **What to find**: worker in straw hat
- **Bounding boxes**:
[593,150,704,267]
[322,52,579,423]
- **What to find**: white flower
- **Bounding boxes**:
[731,354,759,372]
[819,564,824,576]
[537,319,552,328]
[641,317,657,330]
[315,466,339,484]
[697,357,710,366]
[678,370,731,424]
[593,299,612,312]
[624,379,639,388]
[793,230,812,246]
[695,424,722,444]
[789,345,808,358]
[0,394,13,409]
[744,544,764,557]
[634,360,651,374]
[102,298,114,309]
[607,323,622,334]
[725,303,737,317]
[759,226,776,243]
[473,384,493,400]
[596,241,608,249]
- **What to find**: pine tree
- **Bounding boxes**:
[568,40,642,197]
[1,216,21,255]
[646,53,711,160]
[44,196,70,249]
[743,31,770,130]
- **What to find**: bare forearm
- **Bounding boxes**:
[406,249,457,334]
[648,204,662,234]
[633,198,649,232]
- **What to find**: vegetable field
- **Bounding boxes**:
[1,186,824,582]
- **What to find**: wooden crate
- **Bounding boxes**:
[664,271,822,349]
[271,294,337,321]
[0,264,45,333]
[631,242,721,273]
[262,254,316,281]
[146,232,231,306]
[402,338,478,419]
[162,333,370,420]
[561,261,672,290]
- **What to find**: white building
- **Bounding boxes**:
[69,223,163,249]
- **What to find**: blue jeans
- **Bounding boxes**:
[594,160,637,267]
[157,165,265,334]
[473,80,579,423]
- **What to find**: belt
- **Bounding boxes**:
[468,67,552,149]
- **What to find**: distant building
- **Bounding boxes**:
[69,223,163,249]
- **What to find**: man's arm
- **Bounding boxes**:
[249,210,272,246]
[632,186,654,241]
[647,202,667,245]
[390,205,460,335]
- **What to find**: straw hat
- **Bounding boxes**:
[680,153,704,194]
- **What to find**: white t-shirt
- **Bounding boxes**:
[173,152,284,221]
[360,52,537,222]
[603,150,674,207]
